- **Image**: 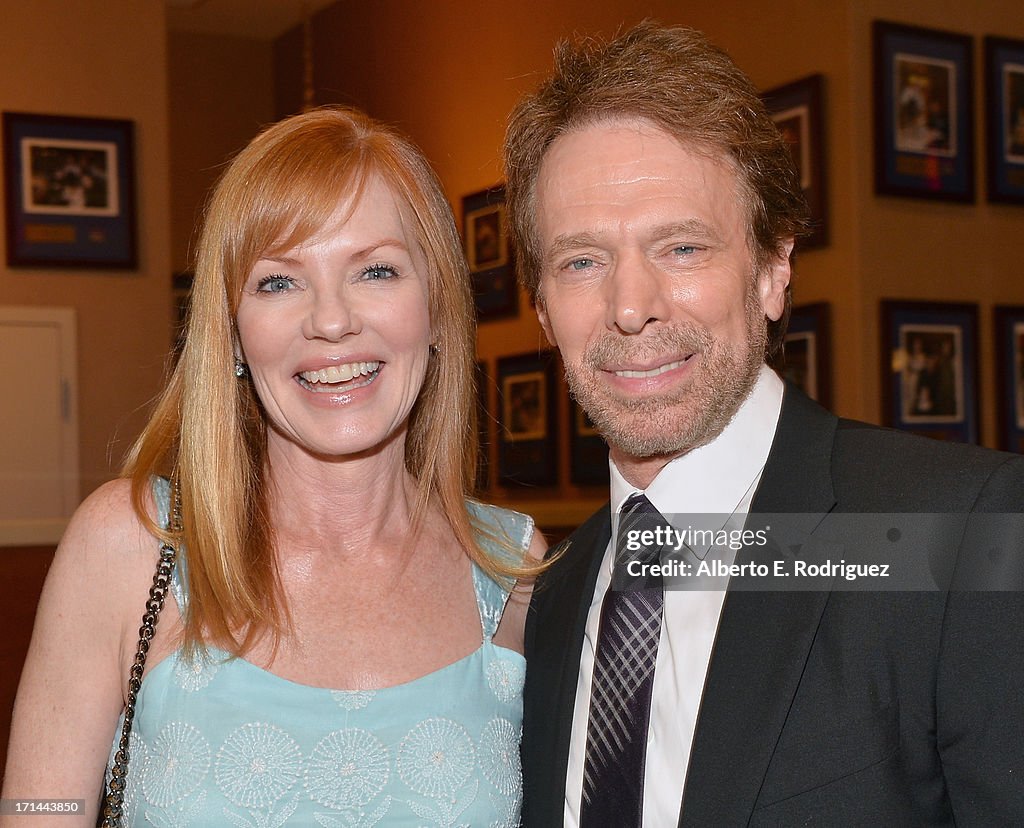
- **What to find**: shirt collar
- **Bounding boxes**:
[609,364,784,518]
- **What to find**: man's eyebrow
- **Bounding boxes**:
[648,220,723,245]
[543,232,605,263]
[543,220,723,263]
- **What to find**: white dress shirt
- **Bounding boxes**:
[564,365,785,827]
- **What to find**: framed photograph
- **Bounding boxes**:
[569,395,609,486]
[984,36,1024,204]
[872,21,974,201]
[880,300,978,443]
[2,111,137,268]
[462,185,518,321]
[770,302,832,408]
[994,306,1024,453]
[496,351,557,487]
[763,74,829,249]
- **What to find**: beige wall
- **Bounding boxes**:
[276,0,1024,458]
[0,1,172,497]
[168,31,275,274]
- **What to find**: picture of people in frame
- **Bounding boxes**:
[22,138,117,216]
[899,325,963,422]
[502,371,546,442]
[1005,62,1024,161]
[465,202,508,273]
[894,54,956,156]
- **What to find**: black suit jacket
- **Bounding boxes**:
[521,385,1024,826]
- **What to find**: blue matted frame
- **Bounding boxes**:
[872,21,974,202]
[881,300,979,443]
[994,306,1024,453]
[3,111,137,268]
[984,36,1024,204]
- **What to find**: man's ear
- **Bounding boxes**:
[535,296,559,348]
[760,239,794,322]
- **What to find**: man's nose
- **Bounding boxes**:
[604,252,672,334]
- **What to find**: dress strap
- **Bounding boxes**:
[150,475,188,612]
[466,501,534,641]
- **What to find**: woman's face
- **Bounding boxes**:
[235,174,433,462]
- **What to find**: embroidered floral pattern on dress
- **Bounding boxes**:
[142,722,211,807]
[304,728,390,809]
[143,789,208,828]
[478,718,521,799]
[119,730,148,825]
[119,484,532,826]
[485,658,524,705]
[396,718,476,799]
[312,795,393,828]
[486,787,522,828]
[221,789,301,828]
[214,723,303,808]
[330,689,376,711]
[173,654,221,692]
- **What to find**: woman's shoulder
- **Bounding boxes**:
[466,499,535,555]
[64,477,141,542]
[54,477,163,598]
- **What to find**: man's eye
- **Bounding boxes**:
[256,275,294,293]
[362,263,398,280]
[673,245,697,255]
[568,258,593,271]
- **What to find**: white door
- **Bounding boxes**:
[0,306,79,545]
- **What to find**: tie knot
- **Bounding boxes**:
[613,494,668,589]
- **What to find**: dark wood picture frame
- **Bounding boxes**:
[496,351,558,487]
[994,305,1024,453]
[462,184,518,321]
[763,74,829,249]
[872,21,974,202]
[984,36,1024,204]
[2,111,137,268]
[880,300,979,443]
[771,301,833,409]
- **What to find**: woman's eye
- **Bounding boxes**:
[568,258,593,271]
[256,275,295,293]
[362,263,398,281]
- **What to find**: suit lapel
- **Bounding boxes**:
[522,505,610,824]
[680,385,839,826]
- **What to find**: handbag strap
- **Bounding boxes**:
[99,480,181,826]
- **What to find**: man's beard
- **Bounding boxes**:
[563,287,767,460]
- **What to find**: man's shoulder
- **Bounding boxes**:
[829,417,1024,509]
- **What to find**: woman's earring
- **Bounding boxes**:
[429,343,440,356]
[234,359,249,378]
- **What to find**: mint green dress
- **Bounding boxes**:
[107,477,533,827]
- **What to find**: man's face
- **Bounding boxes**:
[533,118,791,469]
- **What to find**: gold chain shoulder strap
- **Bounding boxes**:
[98,480,181,827]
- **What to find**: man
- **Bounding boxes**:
[504,22,1024,827]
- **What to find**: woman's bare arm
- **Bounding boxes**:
[1,480,160,826]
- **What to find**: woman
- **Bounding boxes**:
[3,107,545,826]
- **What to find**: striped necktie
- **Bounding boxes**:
[581,493,666,827]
